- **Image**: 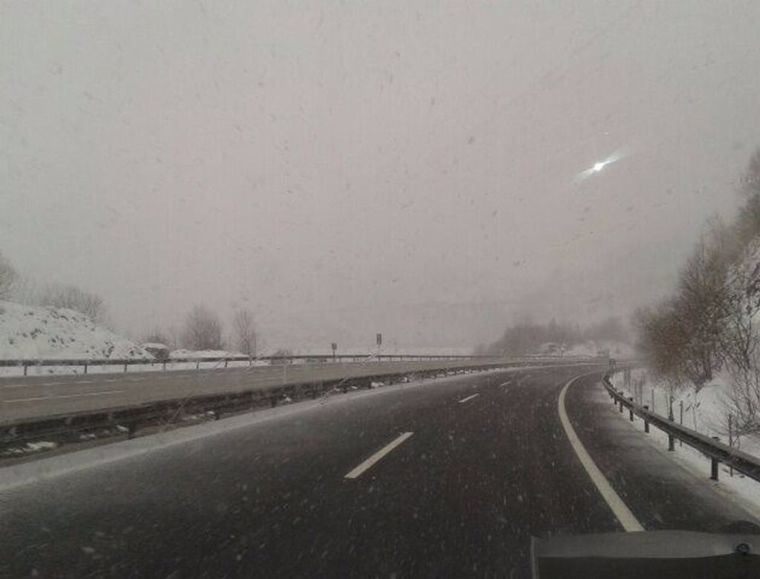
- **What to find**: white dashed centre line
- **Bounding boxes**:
[458,393,479,404]
[344,432,414,479]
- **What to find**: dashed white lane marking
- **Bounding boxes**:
[558,375,644,532]
[500,380,511,387]
[344,432,414,479]
[458,393,480,404]
[5,390,126,403]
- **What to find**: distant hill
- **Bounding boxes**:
[0,300,151,360]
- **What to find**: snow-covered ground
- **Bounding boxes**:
[0,300,150,362]
[169,349,245,359]
[610,368,752,451]
[564,340,634,358]
[610,368,760,517]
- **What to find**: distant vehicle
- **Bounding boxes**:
[141,343,170,361]
[540,342,561,355]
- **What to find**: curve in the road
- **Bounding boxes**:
[558,374,644,532]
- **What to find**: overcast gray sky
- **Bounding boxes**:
[2,1,760,350]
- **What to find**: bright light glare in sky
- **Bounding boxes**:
[575,150,627,183]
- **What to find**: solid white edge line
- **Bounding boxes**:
[344,432,414,479]
[558,375,644,532]
[458,393,479,404]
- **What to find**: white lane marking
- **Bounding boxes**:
[458,393,480,404]
[558,375,644,532]
[500,380,511,387]
[5,390,126,403]
[344,432,414,479]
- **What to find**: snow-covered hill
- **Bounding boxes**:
[0,300,151,360]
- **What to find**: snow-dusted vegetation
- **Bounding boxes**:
[0,300,150,361]
[636,150,760,441]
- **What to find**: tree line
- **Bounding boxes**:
[0,253,258,356]
[635,148,760,435]
[479,316,628,356]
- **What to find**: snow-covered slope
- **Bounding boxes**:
[0,300,151,360]
[562,340,634,358]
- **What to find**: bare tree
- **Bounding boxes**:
[0,251,18,299]
[182,305,224,350]
[232,309,257,356]
[719,238,760,435]
[674,237,729,387]
[38,283,107,324]
[142,328,171,346]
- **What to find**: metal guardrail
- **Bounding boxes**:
[0,353,509,375]
[603,374,760,483]
[1,359,549,454]
[0,353,590,376]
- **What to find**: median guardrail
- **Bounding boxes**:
[603,374,760,483]
[2,358,597,457]
[0,353,533,376]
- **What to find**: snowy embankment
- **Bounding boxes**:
[564,340,634,358]
[0,300,150,372]
[610,368,760,516]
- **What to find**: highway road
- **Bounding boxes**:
[0,358,555,425]
[0,365,756,577]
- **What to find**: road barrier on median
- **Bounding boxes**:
[603,374,760,484]
[1,358,596,456]
[0,353,579,376]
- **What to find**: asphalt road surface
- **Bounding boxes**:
[0,358,558,424]
[0,365,756,578]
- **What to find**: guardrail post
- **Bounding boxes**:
[668,433,675,451]
[711,436,720,480]
[628,397,634,421]
[224,359,228,368]
[643,406,650,433]
[23,363,28,376]
[84,362,88,375]
[619,399,624,413]
[123,363,128,373]
[162,361,167,371]
[729,415,734,477]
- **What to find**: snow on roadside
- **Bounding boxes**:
[169,349,243,359]
[565,340,634,358]
[609,368,760,517]
[0,300,150,363]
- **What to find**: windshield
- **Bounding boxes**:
[2,2,760,577]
